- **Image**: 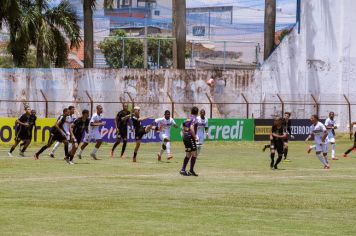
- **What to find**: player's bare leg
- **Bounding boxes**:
[8,140,21,157]
[120,138,127,159]
[77,142,88,159]
[90,140,102,160]
[19,139,31,156]
[343,141,356,158]
[133,141,141,162]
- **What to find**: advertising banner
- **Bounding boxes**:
[170,118,255,141]
[0,118,56,144]
[254,119,325,141]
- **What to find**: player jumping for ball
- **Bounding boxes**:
[77,105,106,160]
[180,106,199,176]
[343,121,356,158]
[305,115,330,169]
[155,110,178,161]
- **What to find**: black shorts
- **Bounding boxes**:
[135,126,147,141]
[271,141,284,155]
[183,136,197,152]
[15,128,30,141]
[117,127,128,140]
[50,131,67,142]
[74,133,83,144]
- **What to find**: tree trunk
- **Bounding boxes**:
[172,0,186,69]
[84,0,94,68]
[264,0,276,60]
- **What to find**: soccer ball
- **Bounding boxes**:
[207,78,215,87]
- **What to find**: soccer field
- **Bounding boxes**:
[1,140,356,236]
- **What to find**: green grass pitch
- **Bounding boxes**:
[1,139,356,236]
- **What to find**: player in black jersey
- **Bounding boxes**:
[343,121,356,158]
[19,109,37,156]
[34,108,70,160]
[111,103,131,159]
[282,112,293,161]
[8,106,32,157]
[65,110,90,164]
[129,106,155,162]
[268,117,288,170]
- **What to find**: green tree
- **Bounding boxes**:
[9,0,81,67]
[148,36,173,69]
[83,0,113,68]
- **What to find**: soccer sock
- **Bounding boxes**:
[332,144,336,157]
[284,148,288,159]
[166,142,171,155]
[64,143,69,157]
[197,145,201,155]
[78,148,83,155]
[21,145,28,153]
[324,155,329,164]
[121,141,127,156]
[270,153,275,167]
[133,152,138,158]
[181,156,190,171]
[275,154,283,167]
[69,155,74,161]
[9,146,15,153]
[51,142,61,155]
[36,145,49,156]
[112,141,120,152]
[345,148,353,155]
[190,156,197,172]
[91,147,98,155]
[317,154,327,166]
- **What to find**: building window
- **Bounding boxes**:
[154,10,160,16]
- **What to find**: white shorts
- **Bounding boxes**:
[159,133,170,141]
[83,130,102,143]
[315,143,328,153]
[328,138,336,143]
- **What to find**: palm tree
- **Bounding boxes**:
[10,0,81,67]
[83,0,113,68]
[0,0,19,29]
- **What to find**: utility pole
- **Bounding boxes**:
[144,25,148,69]
[264,0,276,60]
[172,0,186,69]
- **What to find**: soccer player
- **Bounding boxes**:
[8,106,32,157]
[111,103,131,158]
[129,106,155,162]
[180,106,199,176]
[34,108,70,160]
[155,110,178,161]
[77,105,106,160]
[49,106,76,158]
[196,109,209,155]
[66,110,90,164]
[269,117,288,170]
[343,121,356,158]
[325,112,338,160]
[19,109,37,156]
[305,115,330,169]
[282,112,293,162]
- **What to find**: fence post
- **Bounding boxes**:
[167,92,175,118]
[122,38,125,68]
[311,94,319,117]
[85,91,94,116]
[276,93,284,116]
[223,41,227,70]
[205,93,213,118]
[241,93,249,118]
[157,39,161,69]
[40,89,48,118]
[125,92,135,109]
[344,94,352,140]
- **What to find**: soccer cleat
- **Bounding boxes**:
[187,170,199,176]
[49,153,55,158]
[332,157,338,160]
[132,157,137,163]
[90,153,98,160]
[77,154,82,159]
[157,153,162,161]
[64,157,70,164]
[307,146,313,154]
[69,161,75,165]
[342,153,348,158]
[283,159,291,162]
[324,165,330,169]
[19,152,25,157]
[33,154,39,160]
[167,155,173,160]
[120,155,125,160]
[110,151,114,158]
[273,165,278,170]
[7,152,13,157]
[179,170,188,176]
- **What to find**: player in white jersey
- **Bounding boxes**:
[49,106,76,158]
[324,112,337,160]
[305,115,330,169]
[196,109,209,155]
[77,105,106,160]
[155,110,178,161]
